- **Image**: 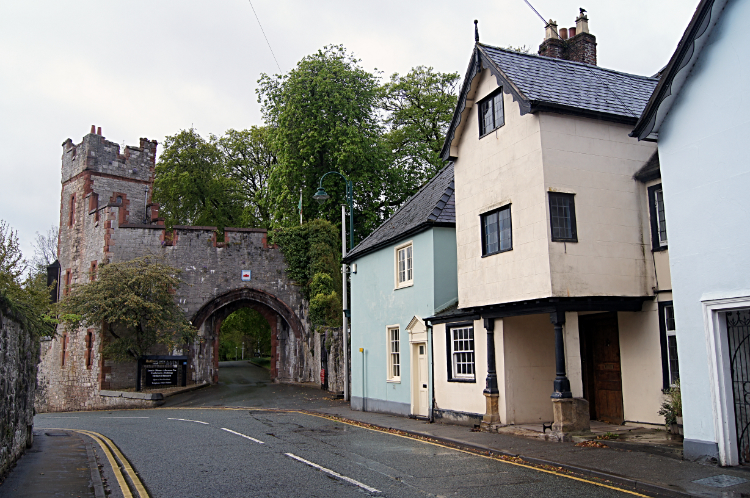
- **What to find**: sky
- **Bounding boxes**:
[0,0,698,261]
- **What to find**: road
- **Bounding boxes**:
[33,361,634,497]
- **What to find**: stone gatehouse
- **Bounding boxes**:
[37,127,336,412]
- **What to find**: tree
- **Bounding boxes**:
[218,127,275,228]
[30,225,58,276]
[219,308,271,360]
[56,256,196,361]
[257,45,389,238]
[153,129,243,231]
[381,66,459,205]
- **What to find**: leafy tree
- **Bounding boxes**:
[381,66,459,205]
[0,220,54,337]
[219,308,271,360]
[218,127,275,228]
[30,225,58,276]
[56,256,196,360]
[153,129,243,231]
[257,45,388,238]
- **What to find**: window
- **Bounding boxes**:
[549,192,578,242]
[478,89,505,137]
[85,330,94,369]
[659,301,680,389]
[61,334,68,367]
[447,325,475,381]
[395,242,413,288]
[648,184,667,250]
[69,194,76,227]
[64,269,72,296]
[387,326,401,381]
[481,205,512,256]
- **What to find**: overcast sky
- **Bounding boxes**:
[0,0,698,261]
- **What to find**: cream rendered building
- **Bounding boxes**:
[427,15,677,431]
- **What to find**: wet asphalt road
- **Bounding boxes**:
[34,362,631,498]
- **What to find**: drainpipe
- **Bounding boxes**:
[428,321,435,423]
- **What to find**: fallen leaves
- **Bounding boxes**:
[576,440,609,448]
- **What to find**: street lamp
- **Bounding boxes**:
[313,171,354,402]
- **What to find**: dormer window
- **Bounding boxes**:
[478,88,505,137]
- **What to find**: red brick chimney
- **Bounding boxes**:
[538,10,597,65]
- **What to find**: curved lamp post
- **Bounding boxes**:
[313,171,353,402]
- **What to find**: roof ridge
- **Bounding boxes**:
[478,43,658,81]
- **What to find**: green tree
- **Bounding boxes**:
[30,225,59,277]
[219,308,271,360]
[257,45,388,238]
[381,66,459,204]
[218,127,275,228]
[56,256,196,361]
[153,128,243,231]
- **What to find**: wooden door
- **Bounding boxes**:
[580,313,624,424]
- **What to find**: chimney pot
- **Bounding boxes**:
[90,125,96,134]
[545,20,558,40]
[569,27,576,37]
[97,127,102,136]
[559,28,568,40]
[576,12,590,34]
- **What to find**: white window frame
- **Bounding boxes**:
[664,304,679,386]
[386,325,401,382]
[394,241,413,289]
[655,188,668,247]
[702,293,750,466]
[450,325,475,380]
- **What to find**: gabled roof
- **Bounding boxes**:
[345,163,455,262]
[441,44,658,160]
[631,0,728,141]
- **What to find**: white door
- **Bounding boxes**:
[415,343,428,417]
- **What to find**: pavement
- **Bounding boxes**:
[5,360,750,497]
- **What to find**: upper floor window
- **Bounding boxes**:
[387,326,401,381]
[395,242,413,288]
[69,194,76,227]
[648,184,667,250]
[478,89,504,137]
[481,205,512,256]
[549,192,578,242]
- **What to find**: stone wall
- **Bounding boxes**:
[0,301,37,478]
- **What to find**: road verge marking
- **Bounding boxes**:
[221,428,264,444]
[285,453,381,494]
[167,417,208,424]
[75,429,150,498]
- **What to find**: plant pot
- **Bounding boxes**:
[669,422,684,436]
[676,416,683,425]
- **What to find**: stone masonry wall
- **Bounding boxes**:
[0,302,37,478]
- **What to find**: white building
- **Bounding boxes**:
[632,0,750,465]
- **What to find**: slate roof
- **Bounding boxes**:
[633,152,661,183]
[480,44,659,120]
[441,44,659,160]
[345,163,455,262]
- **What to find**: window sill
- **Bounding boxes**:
[652,245,668,252]
[447,378,476,383]
[387,379,401,384]
[551,238,578,243]
[395,282,413,290]
[481,248,512,258]
[478,123,505,140]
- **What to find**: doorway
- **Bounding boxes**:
[580,312,624,424]
[412,343,428,417]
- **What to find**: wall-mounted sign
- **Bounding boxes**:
[241,270,251,281]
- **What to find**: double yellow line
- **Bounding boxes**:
[51,428,149,498]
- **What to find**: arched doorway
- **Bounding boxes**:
[191,288,307,384]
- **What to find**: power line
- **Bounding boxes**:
[247,0,282,73]
[522,0,547,25]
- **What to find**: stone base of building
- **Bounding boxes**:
[551,397,591,441]
[684,438,719,463]
[433,408,483,427]
[350,396,410,416]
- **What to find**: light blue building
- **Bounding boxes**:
[632,0,750,465]
[346,164,457,417]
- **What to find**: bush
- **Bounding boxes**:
[658,380,682,428]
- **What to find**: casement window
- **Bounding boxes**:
[478,89,505,137]
[658,301,680,389]
[481,205,512,256]
[395,242,413,289]
[387,326,401,381]
[85,330,94,369]
[648,184,668,250]
[69,194,76,226]
[548,192,578,242]
[447,325,475,381]
[64,269,72,296]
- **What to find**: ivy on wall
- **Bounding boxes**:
[270,219,342,326]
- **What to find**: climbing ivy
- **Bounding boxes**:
[270,219,342,326]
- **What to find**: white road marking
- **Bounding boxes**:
[220,428,264,444]
[101,417,150,419]
[44,417,80,419]
[285,453,381,494]
[167,417,208,425]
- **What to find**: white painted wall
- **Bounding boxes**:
[656,0,750,459]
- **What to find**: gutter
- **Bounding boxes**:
[343,221,455,264]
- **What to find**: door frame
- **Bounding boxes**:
[579,312,624,423]
[407,315,429,417]
[702,294,750,466]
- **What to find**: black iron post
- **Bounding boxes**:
[483,318,499,394]
[136,357,143,392]
[550,311,572,398]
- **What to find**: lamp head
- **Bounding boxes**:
[313,187,330,204]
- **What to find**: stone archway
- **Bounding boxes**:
[191,288,308,384]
